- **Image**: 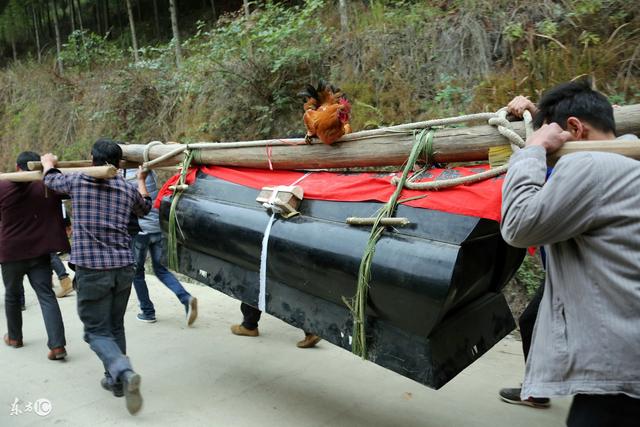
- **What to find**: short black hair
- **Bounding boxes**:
[533,78,615,134]
[16,151,40,171]
[91,138,122,167]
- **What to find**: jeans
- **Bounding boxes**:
[132,233,191,316]
[2,255,66,348]
[50,253,69,280]
[75,265,135,382]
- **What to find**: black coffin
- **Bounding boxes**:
[159,172,524,388]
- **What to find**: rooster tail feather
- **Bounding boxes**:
[297,84,319,100]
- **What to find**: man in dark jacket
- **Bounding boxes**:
[1,151,69,360]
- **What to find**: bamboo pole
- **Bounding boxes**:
[0,165,118,182]
[27,160,141,171]
[117,104,640,170]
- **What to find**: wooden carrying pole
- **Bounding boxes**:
[117,104,640,169]
[27,160,140,171]
[0,165,118,182]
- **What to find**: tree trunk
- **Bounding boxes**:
[95,2,102,34]
[339,0,348,33]
[117,105,640,169]
[210,0,217,20]
[46,2,54,37]
[135,0,142,22]
[51,0,64,74]
[125,0,140,62]
[32,6,42,63]
[75,0,84,30]
[152,0,161,39]
[243,0,250,18]
[68,0,76,32]
[11,37,17,61]
[103,0,110,34]
[169,0,182,67]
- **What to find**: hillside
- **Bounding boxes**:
[1,0,638,169]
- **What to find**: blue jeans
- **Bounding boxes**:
[75,265,135,381]
[132,233,191,316]
[50,253,69,280]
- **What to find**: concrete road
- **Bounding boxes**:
[1,275,570,426]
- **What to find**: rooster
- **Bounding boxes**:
[298,81,352,145]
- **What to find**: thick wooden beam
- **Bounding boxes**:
[119,104,640,170]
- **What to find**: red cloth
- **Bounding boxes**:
[156,165,504,221]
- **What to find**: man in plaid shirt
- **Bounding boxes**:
[42,139,151,416]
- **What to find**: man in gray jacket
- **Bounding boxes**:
[501,80,640,425]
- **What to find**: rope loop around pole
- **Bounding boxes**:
[391,107,533,191]
[142,141,163,172]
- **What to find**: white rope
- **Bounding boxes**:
[391,108,533,190]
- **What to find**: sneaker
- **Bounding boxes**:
[47,347,67,360]
[297,334,322,349]
[230,324,259,337]
[3,333,23,348]
[136,313,157,323]
[185,296,198,327]
[101,377,124,398]
[120,370,143,415]
[56,276,74,298]
[499,387,550,408]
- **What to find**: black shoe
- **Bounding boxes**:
[121,370,143,415]
[499,387,550,408]
[100,377,124,398]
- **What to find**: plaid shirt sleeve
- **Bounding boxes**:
[43,169,73,195]
[131,184,152,217]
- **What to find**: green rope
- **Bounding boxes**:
[344,129,435,359]
[167,149,195,271]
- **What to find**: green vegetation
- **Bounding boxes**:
[515,254,545,297]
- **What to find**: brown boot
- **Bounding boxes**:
[297,334,321,348]
[48,346,67,360]
[56,276,74,298]
[230,324,259,337]
[3,333,23,348]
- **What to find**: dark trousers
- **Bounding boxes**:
[518,280,544,361]
[241,302,261,330]
[76,265,135,381]
[240,302,313,335]
[567,394,640,427]
[2,255,66,348]
[18,252,69,307]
